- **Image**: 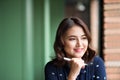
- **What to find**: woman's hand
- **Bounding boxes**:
[67,58,85,80]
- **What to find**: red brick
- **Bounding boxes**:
[104,3,120,10]
[107,73,120,80]
[104,0,120,3]
[104,10,120,17]
[104,17,120,23]
[106,67,120,74]
[104,42,120,48]
[104,48,120,54]
[104,23,120,29]
[105,53,120,61]
[104,35,120,42]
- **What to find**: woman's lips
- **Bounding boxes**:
[74,48,83,52]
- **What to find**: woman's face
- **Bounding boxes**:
[62,25,88,58]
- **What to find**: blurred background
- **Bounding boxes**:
[0,0,120,80]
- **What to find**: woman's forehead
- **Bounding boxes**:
[64,25,85,36]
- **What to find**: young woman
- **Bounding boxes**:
[44,17,106,80]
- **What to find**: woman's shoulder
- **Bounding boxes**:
[93,56,104,63]
[87,56,105,67]
[91,56,107,79]
[91,56,105,67]
[45,60,58,73]
[45,60,56,69]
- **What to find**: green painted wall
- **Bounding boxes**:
[50,0,64,57]
[0,0,23,80]
[0,0,64,80]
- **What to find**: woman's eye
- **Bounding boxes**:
[82,36,87,39]
[69,38,76,41]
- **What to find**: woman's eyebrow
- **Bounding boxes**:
[69,34,86,37]
[81,34,86,36]
[64,35,76,39]
[66,35,77,38]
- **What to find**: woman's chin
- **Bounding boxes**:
[73,55,83,58]
[73,53,84,58]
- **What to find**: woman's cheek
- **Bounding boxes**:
[67,43,76,52]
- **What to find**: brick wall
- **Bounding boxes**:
[103,0,120,80]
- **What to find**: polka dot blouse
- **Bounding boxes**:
[45,56,107,80]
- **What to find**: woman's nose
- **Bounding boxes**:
[76,39,82,47]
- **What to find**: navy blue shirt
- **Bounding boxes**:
[45,56,107,80]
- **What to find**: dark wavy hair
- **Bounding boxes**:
[53,17,96,67]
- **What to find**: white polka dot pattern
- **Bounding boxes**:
[96,65,99,67]
[45,56,107,80]
[59,74,62,76]
[51,72,55,75]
